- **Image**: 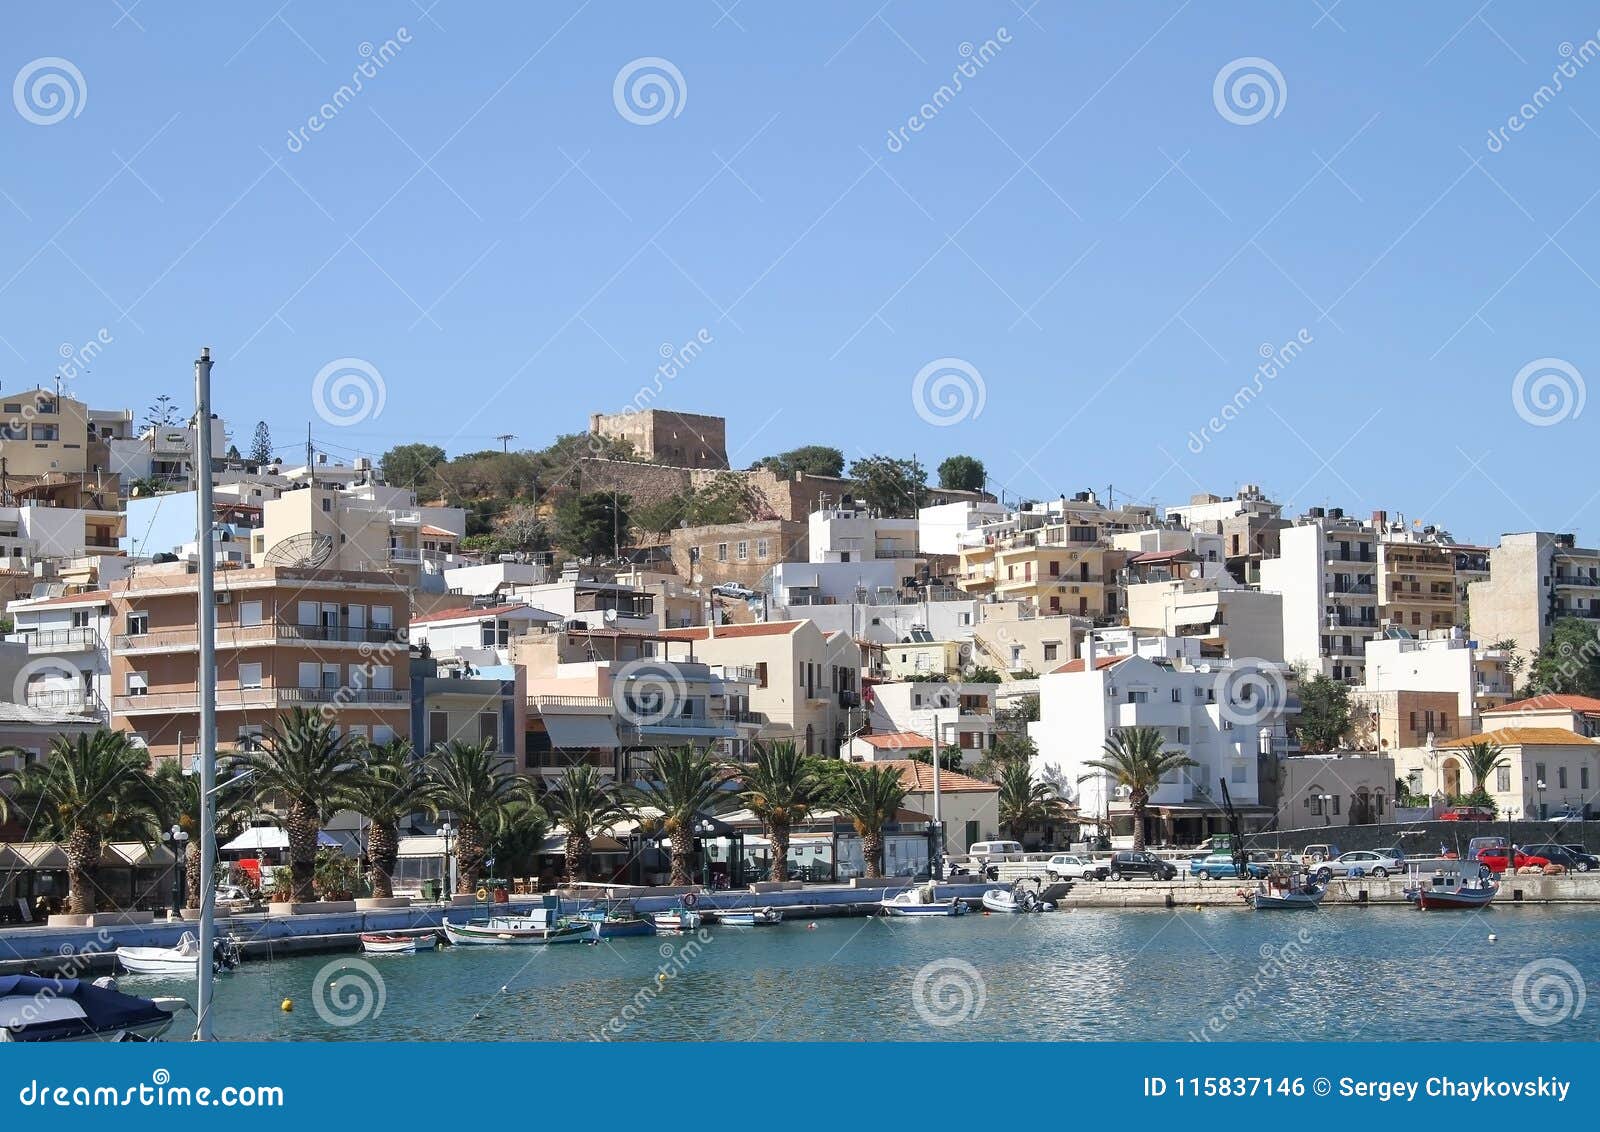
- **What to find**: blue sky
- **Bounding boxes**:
[5,2,1600,544]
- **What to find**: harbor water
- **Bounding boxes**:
[112,905,1600,1041]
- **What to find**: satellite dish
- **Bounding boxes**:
[260,532,335,569]
[1188,567,1201,579]
[604,608,618,624]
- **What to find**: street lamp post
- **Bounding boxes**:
[439,822,454,900]
[1318,793,1333,828]
[162,825,189,914]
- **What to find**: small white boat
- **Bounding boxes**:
[880,887,969,917]
[650,907,704,932]
[980,886,1045,914]
[1245,873,1325,911]
[116,932,239,976]
[714,907,782,926]
[0,975,188,1042]
[359,932,438,955]
[442,915,590,946]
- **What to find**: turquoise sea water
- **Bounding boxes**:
[118,907,1599,1041]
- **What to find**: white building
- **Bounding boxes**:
[917,500,1010,556]
[1259,513,1380,683]
[1032,631,1288,844]
[763,595,979,647]
[108,416,229,493]
[1123,576,1285,662]
[4,589,114,721]
[865,680,997,769]
[767,506,927,607]
[1360,630,1515,734]
[408,602,562,666]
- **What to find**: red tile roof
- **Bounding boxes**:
[410,603,553,625]
[1484,694,1600,716]
[858,732,932,750]
[419,525,456,538]
[874,759,999,793]
[1050,655,1128,675]
[659,620,805,641]
[1436,727,1600,749]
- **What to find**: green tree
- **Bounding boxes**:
[143,394,181,431]
[997,762,1058,841]
[908,747,963,772]
[971,730,1035,783]
[153,759,249,910]
[966,665,1003,684]
[1295,672,1352,753]
[1459,740,1508,808]
[832,764,911,879]
[630,745,729,886]
[426,739,534,895]
[757,445,845,479]
[13,732,161,915]
[248,421,274,465]
[1078,726,1197,852]
[556,490,630,559]
[735,740,819,883]
[847,455,927,518]
[937,454,986,492]
[234,708,367,903]
[345,740,435,900]
[1522,619,1600,698]
[380,442,447,491]
[543,764,629,884]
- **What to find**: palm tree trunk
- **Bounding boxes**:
[769,819,790,883]
[185,841,203,910]
[862,830,884,879]
[668,824,694,887]
[367,821,399,900]
[65,822,100,916]
[285,799,320,903]
[564,832,591,884]
[1130,791,1148,852]
[455,821,486,894]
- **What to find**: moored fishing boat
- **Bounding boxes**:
[649,906,703,932]
[714,907,782,926]
[573,899,656,938]
[1244,871,1324,911]
[442,915,591,946]
[359,932,438,955]
[1407,865,1498,910]
[981,886,1047,913]
[880,887,969,917]
[116,931,240,976]
[0,975,188,1042]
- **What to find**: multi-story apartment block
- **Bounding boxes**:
[1359,630,1514,733]
[411,655,526,766]
[960,541,1128,619]
[588,408,729,468]
[970,601,1087,676]
[658,620,863,756]
[1123,576,1285,661]
[1166,485,1287,585]
[1376,540,1459,635]
[1032,631,1288,842]
[106,563,410,760]
[1468,531,1600,670]
[107,415,228,494]
[917,499,1012,555]
[503,566,659,633]
[1259,510,1380,683]
[865,680,997,769]
[4,589,114,720]
[767,506,927,607]
[408,602,562,666]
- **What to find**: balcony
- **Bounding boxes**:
[530,695,614,710]
[1327,584,1375,597]
[25,688,100,714]
[113,687,408,714]
[17,628,99,653]
[113,622,405,653]
[1553,575,1600,589]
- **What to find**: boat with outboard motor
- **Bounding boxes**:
[880,885,970,917]
[116,931,241,975]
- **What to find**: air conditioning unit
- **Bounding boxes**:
[215,593,232,605]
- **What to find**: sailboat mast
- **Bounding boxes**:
[194,346,218,1041]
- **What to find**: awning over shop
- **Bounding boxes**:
[543,714,621,750]
[11,842,68,869]
[105,842,175,867]
[220,826,341,852]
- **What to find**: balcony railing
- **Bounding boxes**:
[18,628,100,653]
[114,622,404,651]
[25,688,99,713]
[1553,575,1600,588]
[531,695,614,709]
[114,687,407,713]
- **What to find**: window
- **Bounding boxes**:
[298,662,320,689]
[238,663,262,689]
[1043,643,1058,662]
[1176,727,1190,743]
[1230,762,1246,783]
[756,539,769,559]
[427,711,449,751]
[371,605,393,629]
[30,424,58,441]
[372,725,394,746]
[1558,766,1568,789]
[1584,768,1591,791]
[125,672,148,697]
[1170,688,1181,702]
[126,611,149,636]
[1536,762,1547,783]
[321,498,332,513]
[716,543,728,562]
[1331,795,1340,815]
[372,666,393,691]
[239,600,263,627]
[1497,765,1511,791]
[478,711,499,750]
[755,662,768,689]
[736,541,748,561]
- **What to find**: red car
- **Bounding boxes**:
[1477,850,1551,874]
[1439,806,1495,821]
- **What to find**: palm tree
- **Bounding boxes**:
[427,739,532,894]
[737,740,818,883]
[1461,740,1508,806]
[997,761,1058,842]
[0,760,19,826]
[1078,726,1197,851]
[543,764,627,884]
[630,745,728,886]
[345,740,434,900]
[832,763,910,879]
[153,759,248,910]
[13,731,160,915]
[233,708,365,903]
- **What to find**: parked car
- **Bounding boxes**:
[1107,850,1177,881]
[1521,844,1591,872]
[1549,808,1586,824]
[1299,843,1339,863]
[1045,853,1107,882]
[1439,805,1495,821]
[1189,852,1242,880]
[1467,836,1509,861]
[1370,846,1408,865]
[1563,844,1600,871]
[969,841,1024,860]
[1477,848,1552,874]
[710,582,757,599]
[1309,850,1404,880]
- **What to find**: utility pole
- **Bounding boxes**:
[194,347,218,1042]
[306,424,315,488]
[496,433,515,453]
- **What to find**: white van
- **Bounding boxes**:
[968,840,1024,860]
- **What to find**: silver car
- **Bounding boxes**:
[1311,850,1403,880]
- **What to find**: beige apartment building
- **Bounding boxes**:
[971,601,1087,676]
[959,542,1127,619]
[107,563,410,761]
[1377,541,1460,635]
[1469,532,1600,669]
